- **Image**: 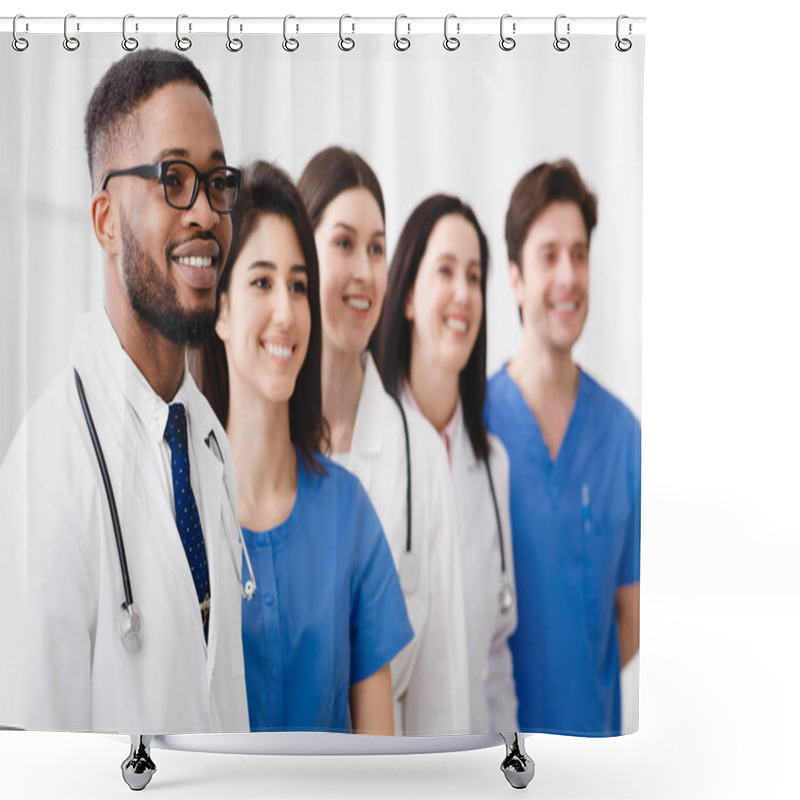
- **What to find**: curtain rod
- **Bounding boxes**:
[1,15,646,37]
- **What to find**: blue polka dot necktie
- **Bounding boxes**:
[164,403,210,641]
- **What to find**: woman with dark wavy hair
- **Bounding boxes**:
[298,147,470,735]
[377,194,519,732]
[200,160,412,734]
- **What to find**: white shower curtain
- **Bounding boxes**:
[1,20,643,743]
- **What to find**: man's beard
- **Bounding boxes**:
[120,213,217,347]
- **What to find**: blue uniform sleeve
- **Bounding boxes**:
[349,480,414,686]
[618,419,641,586]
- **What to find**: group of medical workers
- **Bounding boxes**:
[0,48,639,738]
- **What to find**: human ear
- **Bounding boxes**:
[215,293,231,342]
[509,261,525,309]
[91,190,118,256]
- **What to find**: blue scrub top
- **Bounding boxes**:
[485,366,640,736]
[241,452,414,733]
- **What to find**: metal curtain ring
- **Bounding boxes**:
[176,14,192,51]
[615,14,632,52]
[339,14,355,51]
[282,15,299,52]
[394,14,410,51]
[553,14,570,51]
[12,14,29,51]
[122,14,138,51]
[63,14,80,51]
[443,14,460,51]
[499,13,516,51]
[226,15,243,52]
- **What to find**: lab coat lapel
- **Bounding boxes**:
[453,409,484,533]
[77,316,215,652]
[86,354,206,640]
[126,448,201,603]
[347,355,388,492]
[192,418,224,682]
[73,317,177,582]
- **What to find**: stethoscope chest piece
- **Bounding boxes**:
[499,582,515,615]
[399,551,419,596]
[117,602,144,653]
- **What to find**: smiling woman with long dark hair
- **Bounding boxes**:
[200,160,411,734]
[297,147,471,735]
[377,193,519,732]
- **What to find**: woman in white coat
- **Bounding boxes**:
[377,194,519,732]
[297,148,470,735]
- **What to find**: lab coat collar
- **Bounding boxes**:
[452,403,481,472]
[70,310,216,446]
[349,352,388,456]
[401,382,463,467]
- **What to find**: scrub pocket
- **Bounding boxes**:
[582,513,628,647]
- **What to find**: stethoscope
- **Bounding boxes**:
[388,394,514,615]
[74,368,257,654]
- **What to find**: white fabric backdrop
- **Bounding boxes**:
[0,31,643,459]
[3,0,800,798]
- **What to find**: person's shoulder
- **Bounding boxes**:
[303,452,366,503]
[184,373,224,434]
[2,368,97,527]
[28,366,75,416]
[311,452,354,485]
[4,367,81,464]
[305,453,382,533]
[486,364,510,398]
[485,365,517,422]
[580,369,640,433]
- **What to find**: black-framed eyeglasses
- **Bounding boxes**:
[100,160,242,214]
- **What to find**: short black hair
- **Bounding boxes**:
[84,48,213,189]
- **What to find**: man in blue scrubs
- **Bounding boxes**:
[485,159,640,736]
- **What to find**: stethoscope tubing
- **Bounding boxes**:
[206,430,257,601]
[484,456,506,575]
[75,368,257,647]
[74,368,135,610]
[388,393,413,556]
[391,392,508,577]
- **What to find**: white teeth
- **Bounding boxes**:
[345,297,370,312]
[266,343,292,359]
[176,256,213,268]
[553,301,577,312]
[445,317,468,334]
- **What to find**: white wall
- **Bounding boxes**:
[1,27,642,458]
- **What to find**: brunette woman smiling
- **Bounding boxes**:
[200,161,411,734]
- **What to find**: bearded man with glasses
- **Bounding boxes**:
[1,48,250,740]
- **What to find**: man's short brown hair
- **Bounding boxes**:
[505,159,598,266]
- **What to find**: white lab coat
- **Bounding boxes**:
[448,406,519,732]
[0,311,248,734]
[331,355,471,735]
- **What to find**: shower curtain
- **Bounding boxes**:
[1,18,643,744]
